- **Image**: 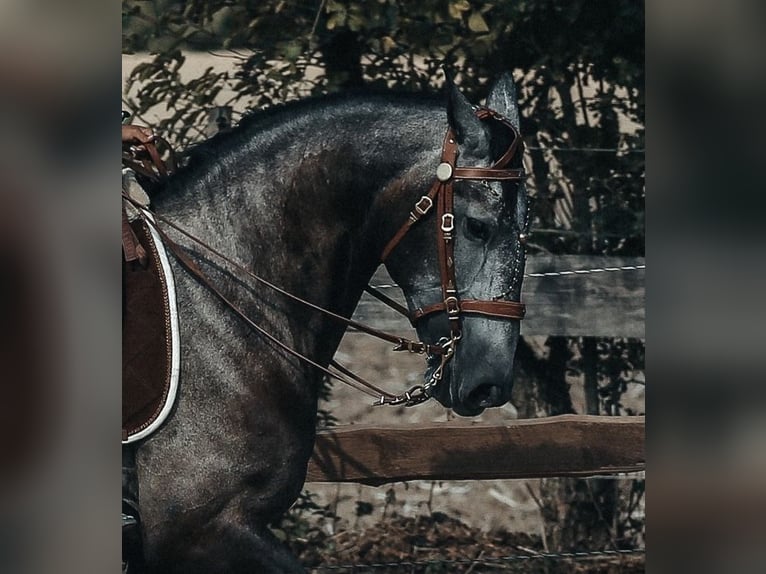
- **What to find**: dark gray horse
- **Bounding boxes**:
[135,73,528,572]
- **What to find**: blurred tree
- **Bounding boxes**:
[123,0,643,254]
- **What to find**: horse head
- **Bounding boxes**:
[384,73,528,416]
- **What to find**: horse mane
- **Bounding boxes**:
[155,88,444,196]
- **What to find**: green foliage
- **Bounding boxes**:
[269,489,336,543]
[124,0,644,256]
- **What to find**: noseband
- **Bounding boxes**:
[380,107,527,344]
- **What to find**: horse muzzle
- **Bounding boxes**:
[423,317,519,416]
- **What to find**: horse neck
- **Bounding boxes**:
[156,98,444,366]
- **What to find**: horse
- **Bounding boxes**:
[130,72,529,573]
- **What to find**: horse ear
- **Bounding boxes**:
[445,72,489,157]
[486,72,521,132]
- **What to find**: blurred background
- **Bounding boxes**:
[0,0,764,572]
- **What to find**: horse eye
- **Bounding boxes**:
[464,217,491,242]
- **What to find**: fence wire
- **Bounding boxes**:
[309,548,646,572]
[368,264,645,290]
[524,264,645,278]
[526,146,644,154]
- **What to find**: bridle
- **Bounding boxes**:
[381,106,527,333]
[370,105,527,402]
[122,106,527,408]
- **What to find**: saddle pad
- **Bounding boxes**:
[122,213,180,444]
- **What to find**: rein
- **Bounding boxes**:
[122,106,526,407]
[122,135,177,182]
[123,194,450,406]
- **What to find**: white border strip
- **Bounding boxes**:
[123,210,181,444]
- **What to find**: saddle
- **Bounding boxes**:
[122,136,180,444]
[121,137,178,572]
[122,173,179,444]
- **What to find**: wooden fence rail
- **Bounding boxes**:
[307,415,645,486]
[311,257,645,486]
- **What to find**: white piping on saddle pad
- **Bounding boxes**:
[122,209,181,445]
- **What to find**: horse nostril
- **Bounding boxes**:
[467,383,502,408]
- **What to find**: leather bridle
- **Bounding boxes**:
[122,106,527,407]
[379,106,527,342]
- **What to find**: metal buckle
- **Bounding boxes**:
[392,339,426,354]
[414,195,433,215]
[444,296,460,317]
[441,213,454,233]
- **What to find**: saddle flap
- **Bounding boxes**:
[122,214,179,443]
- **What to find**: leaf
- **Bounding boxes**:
[282,40,303,61]
[381,35,396,54]
[347,13,366,32]
[467,11,489,33]
[326,11,346,30]
[448,0,470,20]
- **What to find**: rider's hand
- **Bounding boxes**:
[122,124,155,145]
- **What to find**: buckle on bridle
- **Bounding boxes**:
[414,195,433,215]
[392,338,426,354]
[409,195,434,223]
[441,213,454,233]
[444,296,460,318]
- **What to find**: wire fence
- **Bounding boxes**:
[309,548,646,572]
[524,264,645,278]
[526,146,644,154]
[367,263,645,290]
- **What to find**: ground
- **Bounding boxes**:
[287,512,644,573]
[295,331,644,573]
